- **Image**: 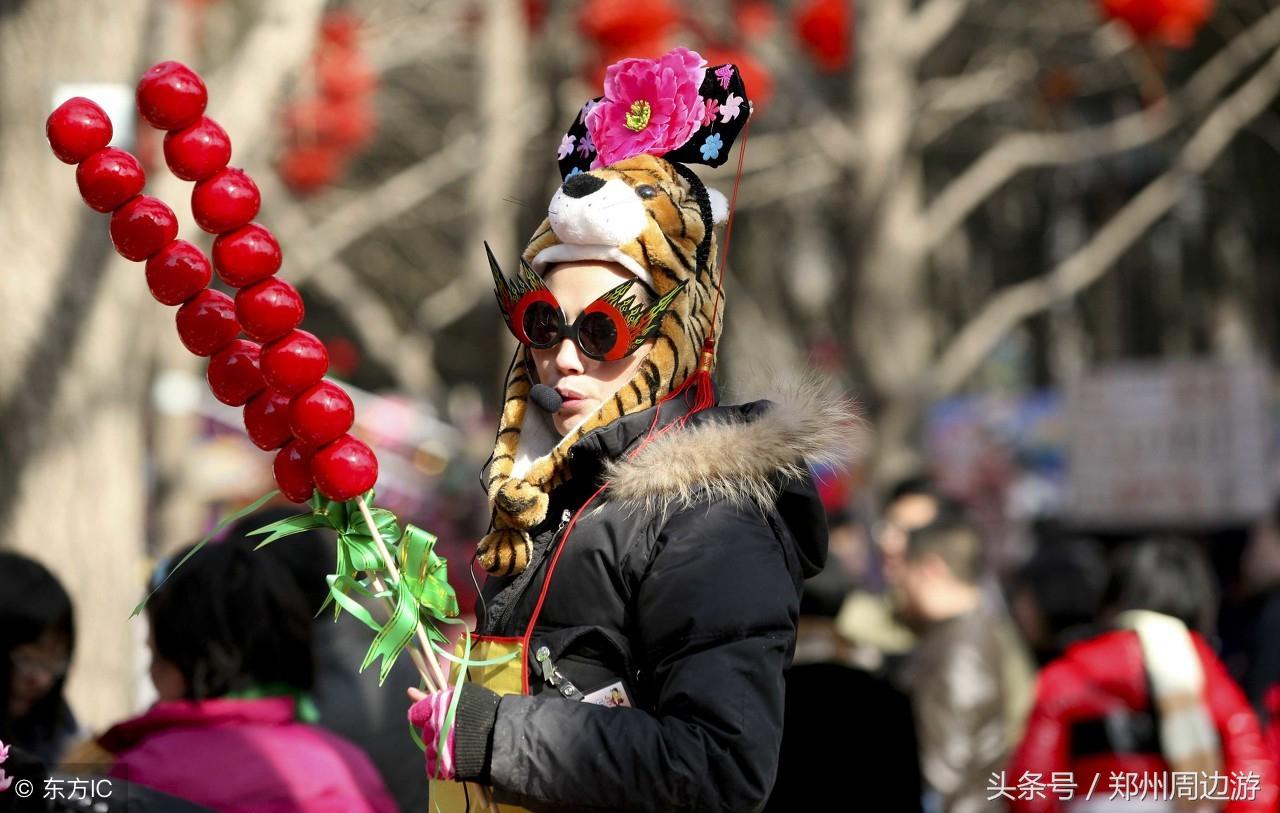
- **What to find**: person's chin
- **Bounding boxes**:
[556,399,597,434]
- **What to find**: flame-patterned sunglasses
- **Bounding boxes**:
[487,243,684,362]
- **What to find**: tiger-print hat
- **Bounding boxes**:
[477,48,752,576]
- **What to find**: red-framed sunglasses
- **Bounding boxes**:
[487,243,684,362]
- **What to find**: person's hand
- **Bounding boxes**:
[407,686,458,780]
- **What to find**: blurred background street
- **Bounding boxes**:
[4,1,1280,809]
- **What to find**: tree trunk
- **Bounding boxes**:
[0,0,158,732]
[849,0,933,483]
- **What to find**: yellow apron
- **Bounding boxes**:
[428,635,529,813]
[430,490,606,811]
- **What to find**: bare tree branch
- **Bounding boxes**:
[917,50,1039,145]
[366,14,466,72]
[925,43,1280,401]
[748,36,864,168]
[302,258,439,396]
[416,264,490,332]
[732,154,843,210]
[283,134,480,282]
[904,0,973,60]
[921,106,1177,248]
[920,3,1280,248]
[209,0,329,153]
[920,50,1038,114]
[736,115,862,173]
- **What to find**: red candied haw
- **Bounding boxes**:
[109,196,178,262]
[75,148,145,212]
[192,167,260,234]
[207,339,265,406]
[312,434,379,502]
[274,440,317,503]
[136,61,207,131]
[212,223,281,287]
[243,388,293,450]
[261,329,328,394]
[46,97,112,164]
[145,240,212,306]
[163,116,231,181]
[288,381,355,447]
[235,278,304,343]
[176,289,239,356]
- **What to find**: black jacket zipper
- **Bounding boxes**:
[490,508,572,634]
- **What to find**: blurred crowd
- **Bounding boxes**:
[4,469,1280,811]
[769,476,1280,811]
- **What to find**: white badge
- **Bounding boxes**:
[581,681,632,708]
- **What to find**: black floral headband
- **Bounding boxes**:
[556,47,753,180]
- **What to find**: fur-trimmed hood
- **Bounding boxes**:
[603,377,862,515]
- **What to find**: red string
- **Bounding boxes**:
[653,119,753,425]
[708,117,751,339]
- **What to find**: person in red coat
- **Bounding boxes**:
[1006,539,1278,813]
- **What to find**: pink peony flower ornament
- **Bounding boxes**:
[585,47,708,168]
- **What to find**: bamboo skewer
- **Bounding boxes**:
[356,496,450,691]
[355,498,493,810]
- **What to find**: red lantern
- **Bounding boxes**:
[587,38,672,89]
[278,146,344,195]
[319,11,361,48]
[579,0,680,51]
[284,99,374,151]
[794,0,853,73]
[316,49,377,101]
[523,0,549,33]
[277,10,378,196]
[736,0,778,41]
[1100,0,1212,47]
[325,336,361,378]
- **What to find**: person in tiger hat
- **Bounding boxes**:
[408,48,857,811]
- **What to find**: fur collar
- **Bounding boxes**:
[602,377,862,512]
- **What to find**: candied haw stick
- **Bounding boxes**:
[125,62,450,694]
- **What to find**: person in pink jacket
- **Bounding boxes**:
[98,539,397,813]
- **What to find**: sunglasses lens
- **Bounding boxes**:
[577,312,619,359]
[523,302,560,347]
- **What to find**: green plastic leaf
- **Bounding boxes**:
[340,532,384,573]
[346,505,402,544]
[249,511,333,548]
[325,573,383,633]
[360,579,419,685]
[399,525,460,621]
[131,489,280,617]
[317,497,348,530]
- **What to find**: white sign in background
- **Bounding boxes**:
[1066,361,1272,526]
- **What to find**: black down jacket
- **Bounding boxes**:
[460,385,849,812]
